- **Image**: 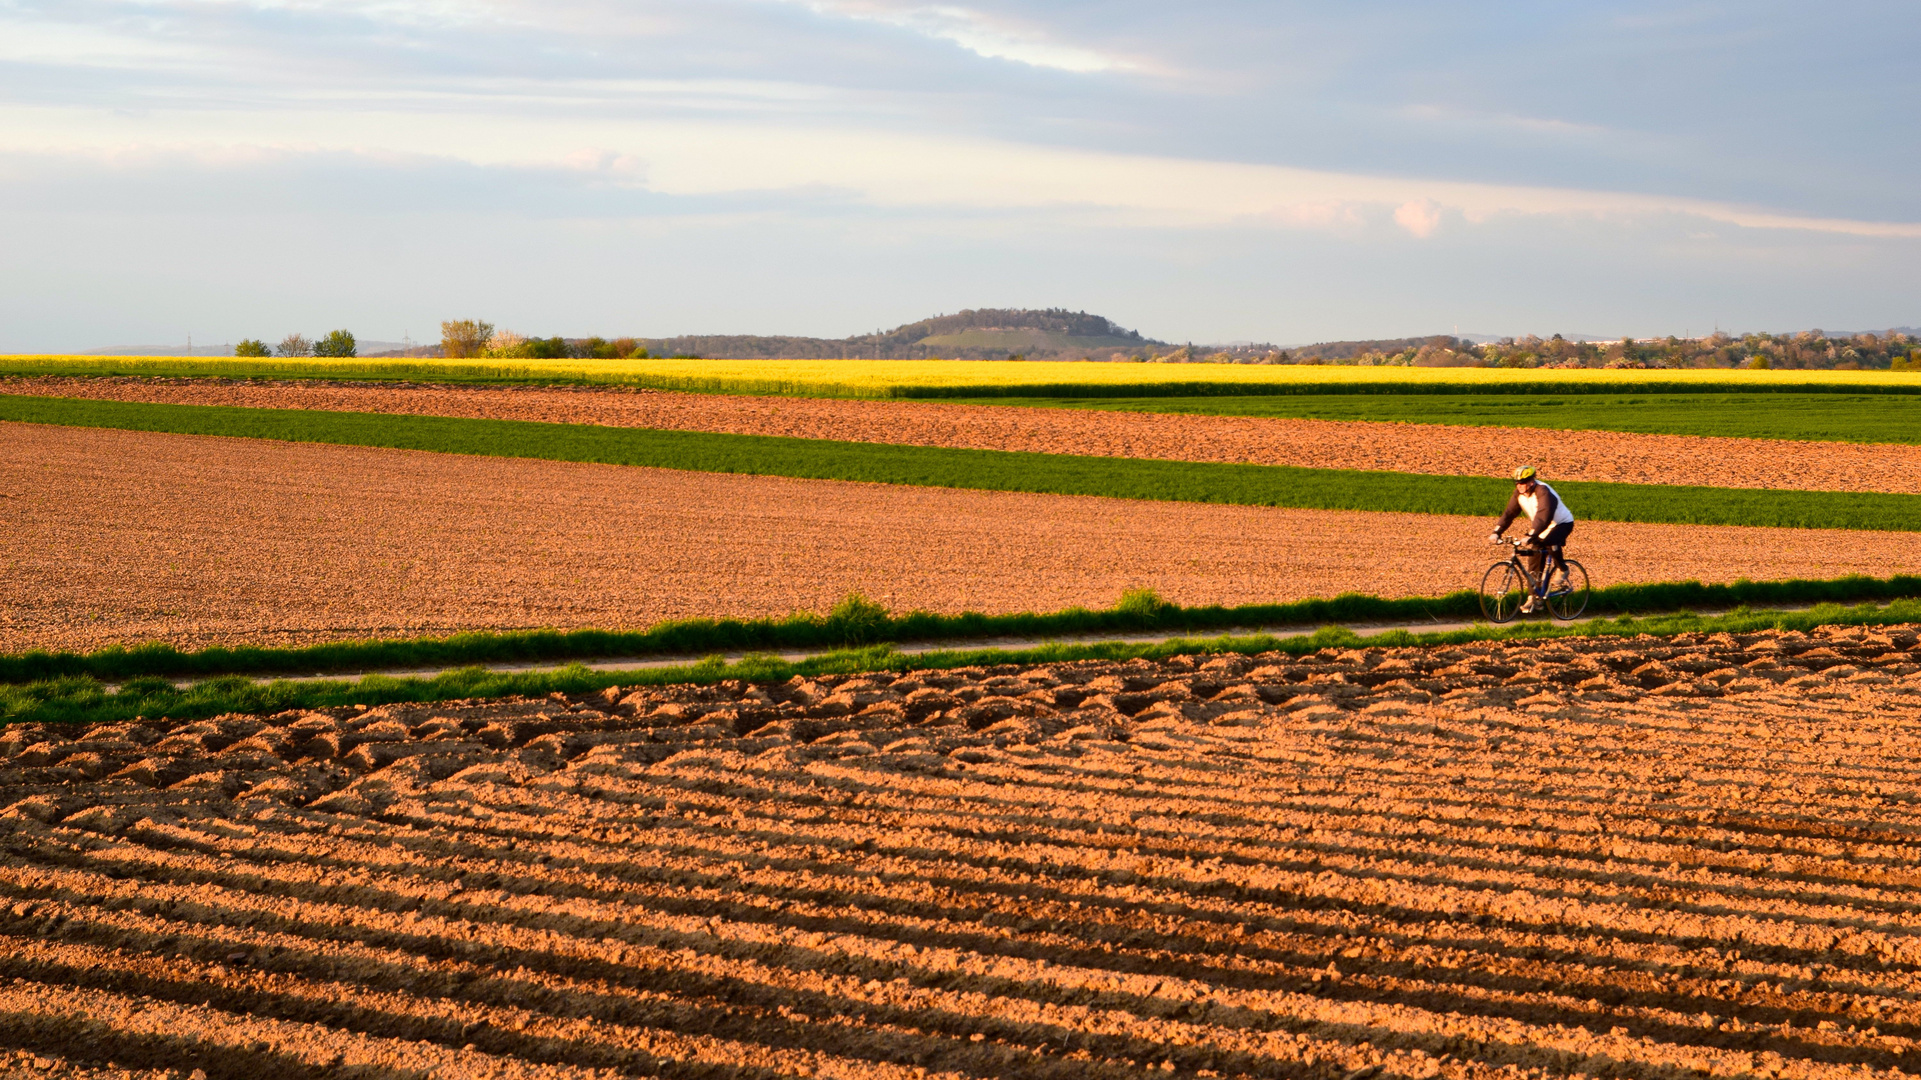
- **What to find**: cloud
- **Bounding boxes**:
[8,102,1921,241]
[1393,199,1441,238]
[781,1,1136,73]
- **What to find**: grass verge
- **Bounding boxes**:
[5,574,1920,685]
[8,599,1919,728]
[7,395,1921,530]
[939,392,1921,445]
[5,356,1920,397]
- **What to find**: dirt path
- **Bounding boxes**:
[3,624,1919,1077]
[9,375,1921,495]
[5,422,1920,655]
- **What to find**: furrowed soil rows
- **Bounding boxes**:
[8,376,1921,496]
[9,423,1921,655]
[4,624,1921,1078]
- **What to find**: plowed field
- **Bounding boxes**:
[10,423,1921,655]
[4,624,1920,1078]
[8,376,1921,495]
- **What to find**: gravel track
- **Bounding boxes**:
[3,624,1920,1078]
[8,423,1921,655]
[7,376,1921,495]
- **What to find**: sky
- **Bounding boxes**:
[3,0,1919,350]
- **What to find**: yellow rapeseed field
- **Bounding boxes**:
[3,354,1917,397]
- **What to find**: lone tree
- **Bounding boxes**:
[313,329,357,357]
[440,319,494,358]
[276,333,312,357]
[234,339,270,357]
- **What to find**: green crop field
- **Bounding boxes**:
[6,394,1919,531]
[940,392,1921,445]
[4,354,1919,398]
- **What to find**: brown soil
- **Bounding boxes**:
[8,423,1921,655]
[5,625,1920,1077]
[9,375,1921,495]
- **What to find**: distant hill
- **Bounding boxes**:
[915,328,1150,351]
[639,309,1161,360]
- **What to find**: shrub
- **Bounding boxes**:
[827,592,890,645]
[312,329,357,358]
[1115,587,1175,623]
[582,337,649,360]
[440,319,493,359]
[483,330,527,358]
[1748,352,1771,370]
[234,339,270,357]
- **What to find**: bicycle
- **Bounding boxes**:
[1478,537,1590,623]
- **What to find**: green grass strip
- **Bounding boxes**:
[8,599,1920,728]
[7,574,1921,685]
[894,378,1921,399]
[6,395,1920,532]
[941,392,1921,446]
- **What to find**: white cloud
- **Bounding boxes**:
[1393,199,1442,238]
[782,1,1136,73]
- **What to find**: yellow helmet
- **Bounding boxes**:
[1511,465,1538,482]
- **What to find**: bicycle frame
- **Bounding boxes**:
[1506,542,1565,598]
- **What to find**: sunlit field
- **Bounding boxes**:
[4,354,1919,398]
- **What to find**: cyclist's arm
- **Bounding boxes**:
[1493,493,1524,535]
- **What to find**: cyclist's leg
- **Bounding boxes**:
[1544,522,1574,585]
[1520,546,1547,608]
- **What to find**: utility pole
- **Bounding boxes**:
[187,332,191,357]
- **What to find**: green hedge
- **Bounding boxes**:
[5,574,1919,685]
[5,395,1920,531]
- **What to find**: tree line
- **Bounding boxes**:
[233,331,357,358]
[1138,331,1921,370]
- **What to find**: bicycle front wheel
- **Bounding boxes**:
[1547,560,1591,621]
[1479,562,1527,624]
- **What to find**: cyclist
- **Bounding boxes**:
[1490,465,1574,613]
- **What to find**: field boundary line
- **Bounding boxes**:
[7,574,1921,684]
[9,598,1921,728]
[125,601,1834,689]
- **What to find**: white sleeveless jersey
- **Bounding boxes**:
[1520,482,1575,526]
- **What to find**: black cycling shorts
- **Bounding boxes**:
[1538,521,1573,549]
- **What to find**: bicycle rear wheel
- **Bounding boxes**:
[1478,562,1527,623]
[1547,560,1590,621]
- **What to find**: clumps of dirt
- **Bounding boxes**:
[4,623,1921,1076]
[9,374,1921,495]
